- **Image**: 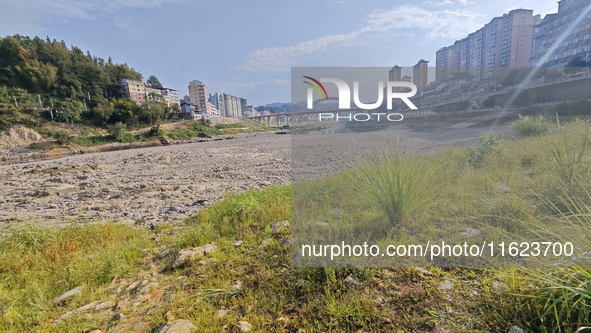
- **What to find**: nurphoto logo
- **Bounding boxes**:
[303,76,418,110]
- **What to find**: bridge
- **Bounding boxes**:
[247,97,435,127]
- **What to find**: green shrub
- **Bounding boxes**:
[167,128,191,140]
[119,132,135,142]
[0,118,11,131]
[191,122,220,137]
[108,122,127,141]
[51,130,72,145]
[551,119,590,185]
[147,125,163,137]
[466,132,505,167]
[347,149,439,226]
[511,115,551,138]
[215,123,246,129]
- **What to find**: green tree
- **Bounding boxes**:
[92,100,114,125]
[146,75,163,89]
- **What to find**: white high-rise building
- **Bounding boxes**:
[188,80,209,114]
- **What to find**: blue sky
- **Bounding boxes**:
[1,0,559,105]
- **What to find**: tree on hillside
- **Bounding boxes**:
[146,75,163,89]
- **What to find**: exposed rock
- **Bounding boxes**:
[139,282,158,294]
[281,238,292,248]
[154,319,197,333]
[93,301,114,311]
[415,267,433,276]
[163,294,173,302]
[458,227,482,237]
[159,249,174,258]
[327,208,342,214]
[53,286,83,304]
[125,281,142,294]
[172,244,217,268]
[231,240,243,247]
[133,322,149,333]
[0,125,43,149]
[508,326,525,333]
[492,281,508,292]
[238,306,251,316]
[75,301,101,312]
[130,295,145,302]
[115,300,131,310]
[165,311,176,322]
[344,274,363,288]
[260,238,273,247]
[313,221,330,228]
[438,280,454,291]
[233,321,252,332]
[378,316,392,324]
[233,280,244,290]
[214,310,228,318]
[111,313,126,323]
[270,220,290,234]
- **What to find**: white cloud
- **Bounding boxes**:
[238,5,485,71]
[0,0,175,36]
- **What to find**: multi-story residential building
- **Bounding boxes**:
[183,95,191,103]
[121,79,146,105]
[161,88,180,106]
[436,9,534,82]
[388,65,402,81]
[530,0,591,67]
[208,93,227,116]
[188,80,209,114]
[242,105,258,118]
[222,93,243,118]
[240,98,248,112]
[145,87,180,106]
[413,59,429,90]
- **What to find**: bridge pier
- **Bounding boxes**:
[267,116,270,127]
[258,117,262,125]
[276,115,280,128]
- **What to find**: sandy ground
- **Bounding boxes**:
[0,117,510,235]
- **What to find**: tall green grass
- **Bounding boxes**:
[0,222,151,331]
[347,148,439,227]
[511,115,551,138]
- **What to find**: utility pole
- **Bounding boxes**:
[38,95,43,109]
[50,98,54,120]
[13,96,17,107]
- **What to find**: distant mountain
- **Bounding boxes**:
[264,102,291,108]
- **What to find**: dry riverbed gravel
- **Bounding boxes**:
[0,134,290,233]
[0,121,509,236]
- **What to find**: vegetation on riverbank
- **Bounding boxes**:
[1,117,591,332]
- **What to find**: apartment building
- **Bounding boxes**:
[223,94,242,118]
[436,9,535,82]
[145,87,180,106]
[413,59,429,90]
[530,0,591,67]
[161,88,180,106]
[121,79,146,105]
[188,80,209,114]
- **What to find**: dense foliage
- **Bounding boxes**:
[0,35,179,129]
